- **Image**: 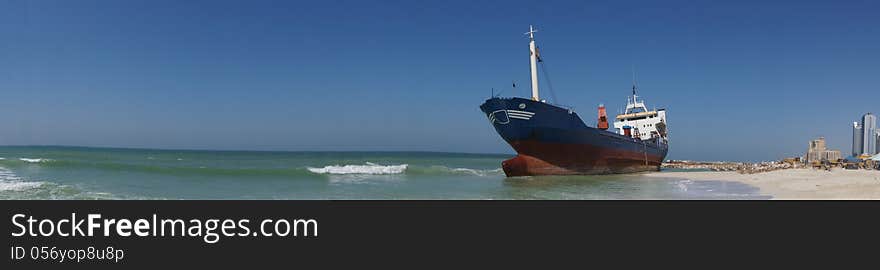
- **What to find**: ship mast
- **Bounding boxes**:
[631,67,638,105]
[527,25,540,101]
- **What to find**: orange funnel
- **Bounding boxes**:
[597,104,609,130]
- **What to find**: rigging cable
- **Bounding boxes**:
[538,60,559,105]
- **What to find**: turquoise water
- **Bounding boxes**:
[0,146,769,200]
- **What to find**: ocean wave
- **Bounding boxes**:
[0,155,500,179]
[0,158,315,178]
[0,181,45,191]
[307,162,408,175]
[19,158,51,163]
[0,167,22,181]
[0,180,121,199]
[450,167,503,176]
[0,181,122,200]
[407,165,503,177]
[0,167,44,192]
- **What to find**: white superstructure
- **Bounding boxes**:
[612,88,668,141]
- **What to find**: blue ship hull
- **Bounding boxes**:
[479,97,668,176]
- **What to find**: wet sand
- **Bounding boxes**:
[646,169,880,199]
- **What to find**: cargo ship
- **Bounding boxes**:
[479,26,669,176]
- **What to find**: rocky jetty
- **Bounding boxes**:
[662,160,806,174]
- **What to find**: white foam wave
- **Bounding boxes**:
[19,158,51,163]
[0,167,44,191]
[307,162,408,175]
[0,181,45,191]
[450,167,504,177]
[0,172,21,181]
[0,167,126,199]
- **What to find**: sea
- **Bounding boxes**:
[0,146,770,200]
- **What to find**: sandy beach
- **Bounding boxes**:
[646,169,880,199]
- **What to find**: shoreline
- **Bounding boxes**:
[646,169,880,199]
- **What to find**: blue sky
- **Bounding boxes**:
[1,0,877,161]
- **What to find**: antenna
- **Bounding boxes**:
[525,25,538,39]
[631,65,638,97]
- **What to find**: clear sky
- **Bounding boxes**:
[1,0,877,161]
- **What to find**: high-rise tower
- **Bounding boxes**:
[853,122,863,156]
[863,113,877,155]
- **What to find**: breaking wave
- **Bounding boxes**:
[449,167,503,176]
[407,165,503,177]
[0,181,45,192]
[305,162,503,177]
[1,167,25,181]
[0,166,126,199]
[1,156,501,178]
[0,167,45,191]
[19,158,51,163]
[307,162,408,175]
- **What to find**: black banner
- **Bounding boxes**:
[2,201,878,268]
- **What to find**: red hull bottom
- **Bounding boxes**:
[502,154,662,177]
[500,139,666,177]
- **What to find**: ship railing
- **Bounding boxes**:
[491,96,576,112]
[546,102,575,112]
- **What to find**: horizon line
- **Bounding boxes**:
[0,144,513,156]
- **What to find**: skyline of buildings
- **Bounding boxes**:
[852,113,878,157]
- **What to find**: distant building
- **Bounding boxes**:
[852,113,878,156]
[826,150,842,161]
[876,130,880,154]
[853,122,863,156]
[864,113,877,155]
[806,137,841,163]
